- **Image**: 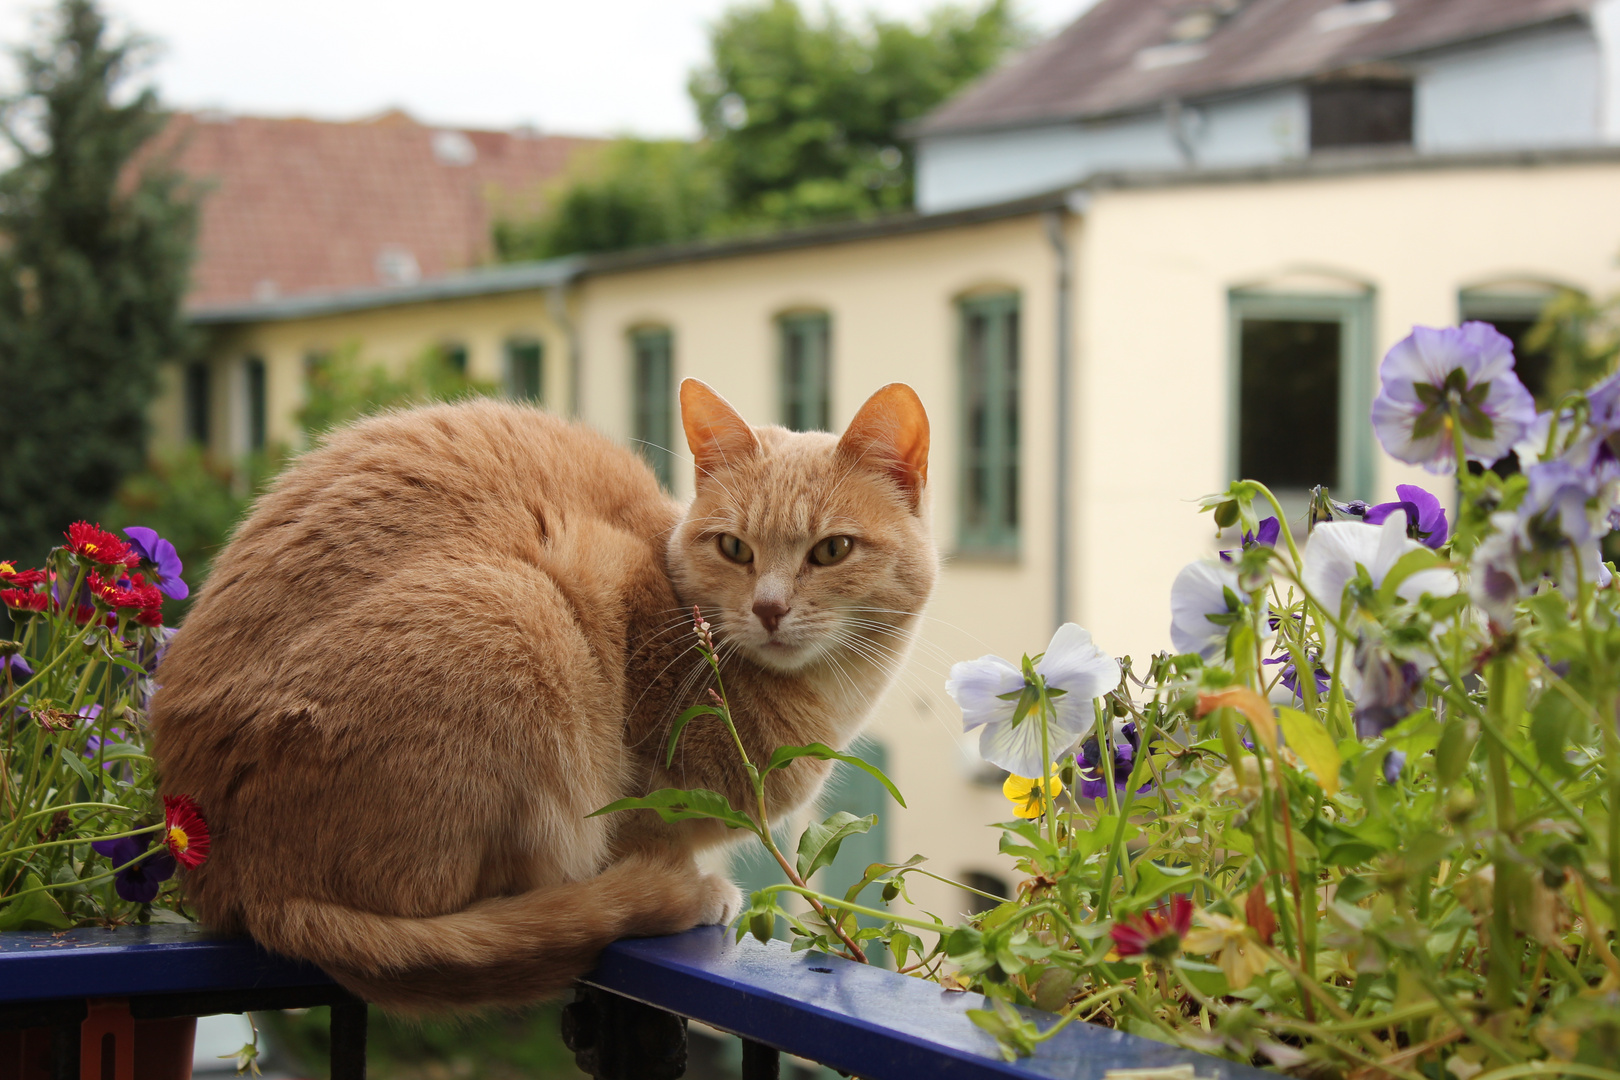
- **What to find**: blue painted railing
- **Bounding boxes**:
[0,925,1269,1080]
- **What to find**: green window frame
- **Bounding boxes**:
[505,338,544,403]
[631,327,675,490]
[1227,290,1375,504]
[245,356,267,452]
[1458,288,1559,408]
[958,293,1020,554]
[779,312,831,432]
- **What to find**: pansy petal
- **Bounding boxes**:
[978,710,1061,778]
[945,655,1023,733]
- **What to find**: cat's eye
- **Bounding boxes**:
[809,535,854,567]
[717,534,754,564]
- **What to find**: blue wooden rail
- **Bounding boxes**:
[0,925,1269,1080]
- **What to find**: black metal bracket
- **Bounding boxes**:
[562,985,688,1080]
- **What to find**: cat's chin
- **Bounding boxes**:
[739,637,825,674]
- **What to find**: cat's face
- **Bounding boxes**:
[670,382,937,674]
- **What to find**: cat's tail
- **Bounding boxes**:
[241,852,739,1013]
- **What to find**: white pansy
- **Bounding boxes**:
[1169,559,1269,660]
[945,622,1120,777]
[1301,517,1458,696]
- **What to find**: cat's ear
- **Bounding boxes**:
[837,383,930,512]
[681,378,760,481]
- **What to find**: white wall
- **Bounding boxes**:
[916,88,1307,213]
[1413,23,1603,152]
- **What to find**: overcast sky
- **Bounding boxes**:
[0,0,1095,138]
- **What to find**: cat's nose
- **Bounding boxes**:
[752,598,790,633]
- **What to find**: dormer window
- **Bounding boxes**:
[1309,76,1413,151]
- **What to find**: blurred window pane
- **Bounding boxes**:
[631,327,675,490]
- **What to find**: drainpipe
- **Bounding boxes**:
[547,282,582,417]
[1045,201,1076,630]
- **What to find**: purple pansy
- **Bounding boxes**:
[1074,722,1152,801]
[1370,322,1537,474]
[1352,641,1424,739]
[89,835,175,903]
[1219,517,1280,562]
[1263,654,1330,700]
[2,653,31,683]
[123,527,188,600]
[1520,459,1606,547]
[1364,485,1449,549]
[1382,750,1407,784]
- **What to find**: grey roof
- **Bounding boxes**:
[915,0,1590,137]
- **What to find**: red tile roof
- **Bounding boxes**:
[154,110,603,310]
[916,0,1590,136]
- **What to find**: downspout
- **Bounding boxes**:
[547,281,582,417]
[1044,199,1077,630]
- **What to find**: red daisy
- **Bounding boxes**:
[0,563,45,588]
[64,522,139,569]
[134,606,163,628]
[162,795,210,869]
[1,588,48,613]
[1110,894,1193,960]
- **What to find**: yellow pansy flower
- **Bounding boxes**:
[1002,772,1062,819]
[1181,909,1272,990]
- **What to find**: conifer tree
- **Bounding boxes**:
[0,0,196,559]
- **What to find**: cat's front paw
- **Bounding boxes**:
[696,873,743,926]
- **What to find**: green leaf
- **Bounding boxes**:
[1275,706,1342,796]
[762,742,906,808]
[588,787,758,834]
[0,874,71,931]
[1435,718,1479,787]
[665,705,724,766]
[795,811,876,881]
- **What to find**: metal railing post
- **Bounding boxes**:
[562,985,687,1080]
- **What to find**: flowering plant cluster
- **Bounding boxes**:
[626,321,1620,1079]
[1,522,208,928]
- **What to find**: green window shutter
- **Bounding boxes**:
[441,342,469,376]
[505,338,544,402]
[779,313,831,432]
[631,328,675,490]
[245,356,267,451]
[958,294,1020,553]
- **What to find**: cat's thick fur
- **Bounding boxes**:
[149,380,935,1011]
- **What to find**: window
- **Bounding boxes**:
[961,871,1010,917]
[505,338,543,402]
[244,356,267,452]
[631,327,675,490]
[1458,290,1557,407]
[440,342,469,377]
[1230,292,1375,503]
[958,294,1020,553]
[779,312,831,432]
[184,361,210,445]
[1309,77,1413,150]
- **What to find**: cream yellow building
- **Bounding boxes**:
[161,149,1620,919]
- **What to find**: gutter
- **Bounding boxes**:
[1044,193,1082,630]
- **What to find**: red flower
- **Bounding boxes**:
[135,606,163,628]
[0,563,45,588]
[64,522,138,569]
[90,572,163,612]
[162,795,210,869]
[1110,894,1193,960]
[1,589,48,613]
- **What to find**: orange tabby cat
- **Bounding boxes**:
[149,379,935,1011]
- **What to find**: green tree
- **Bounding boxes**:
[692,0,1028,226]
[0,0,197,560]
[498,0,1028,259]
[495,139,727,261]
